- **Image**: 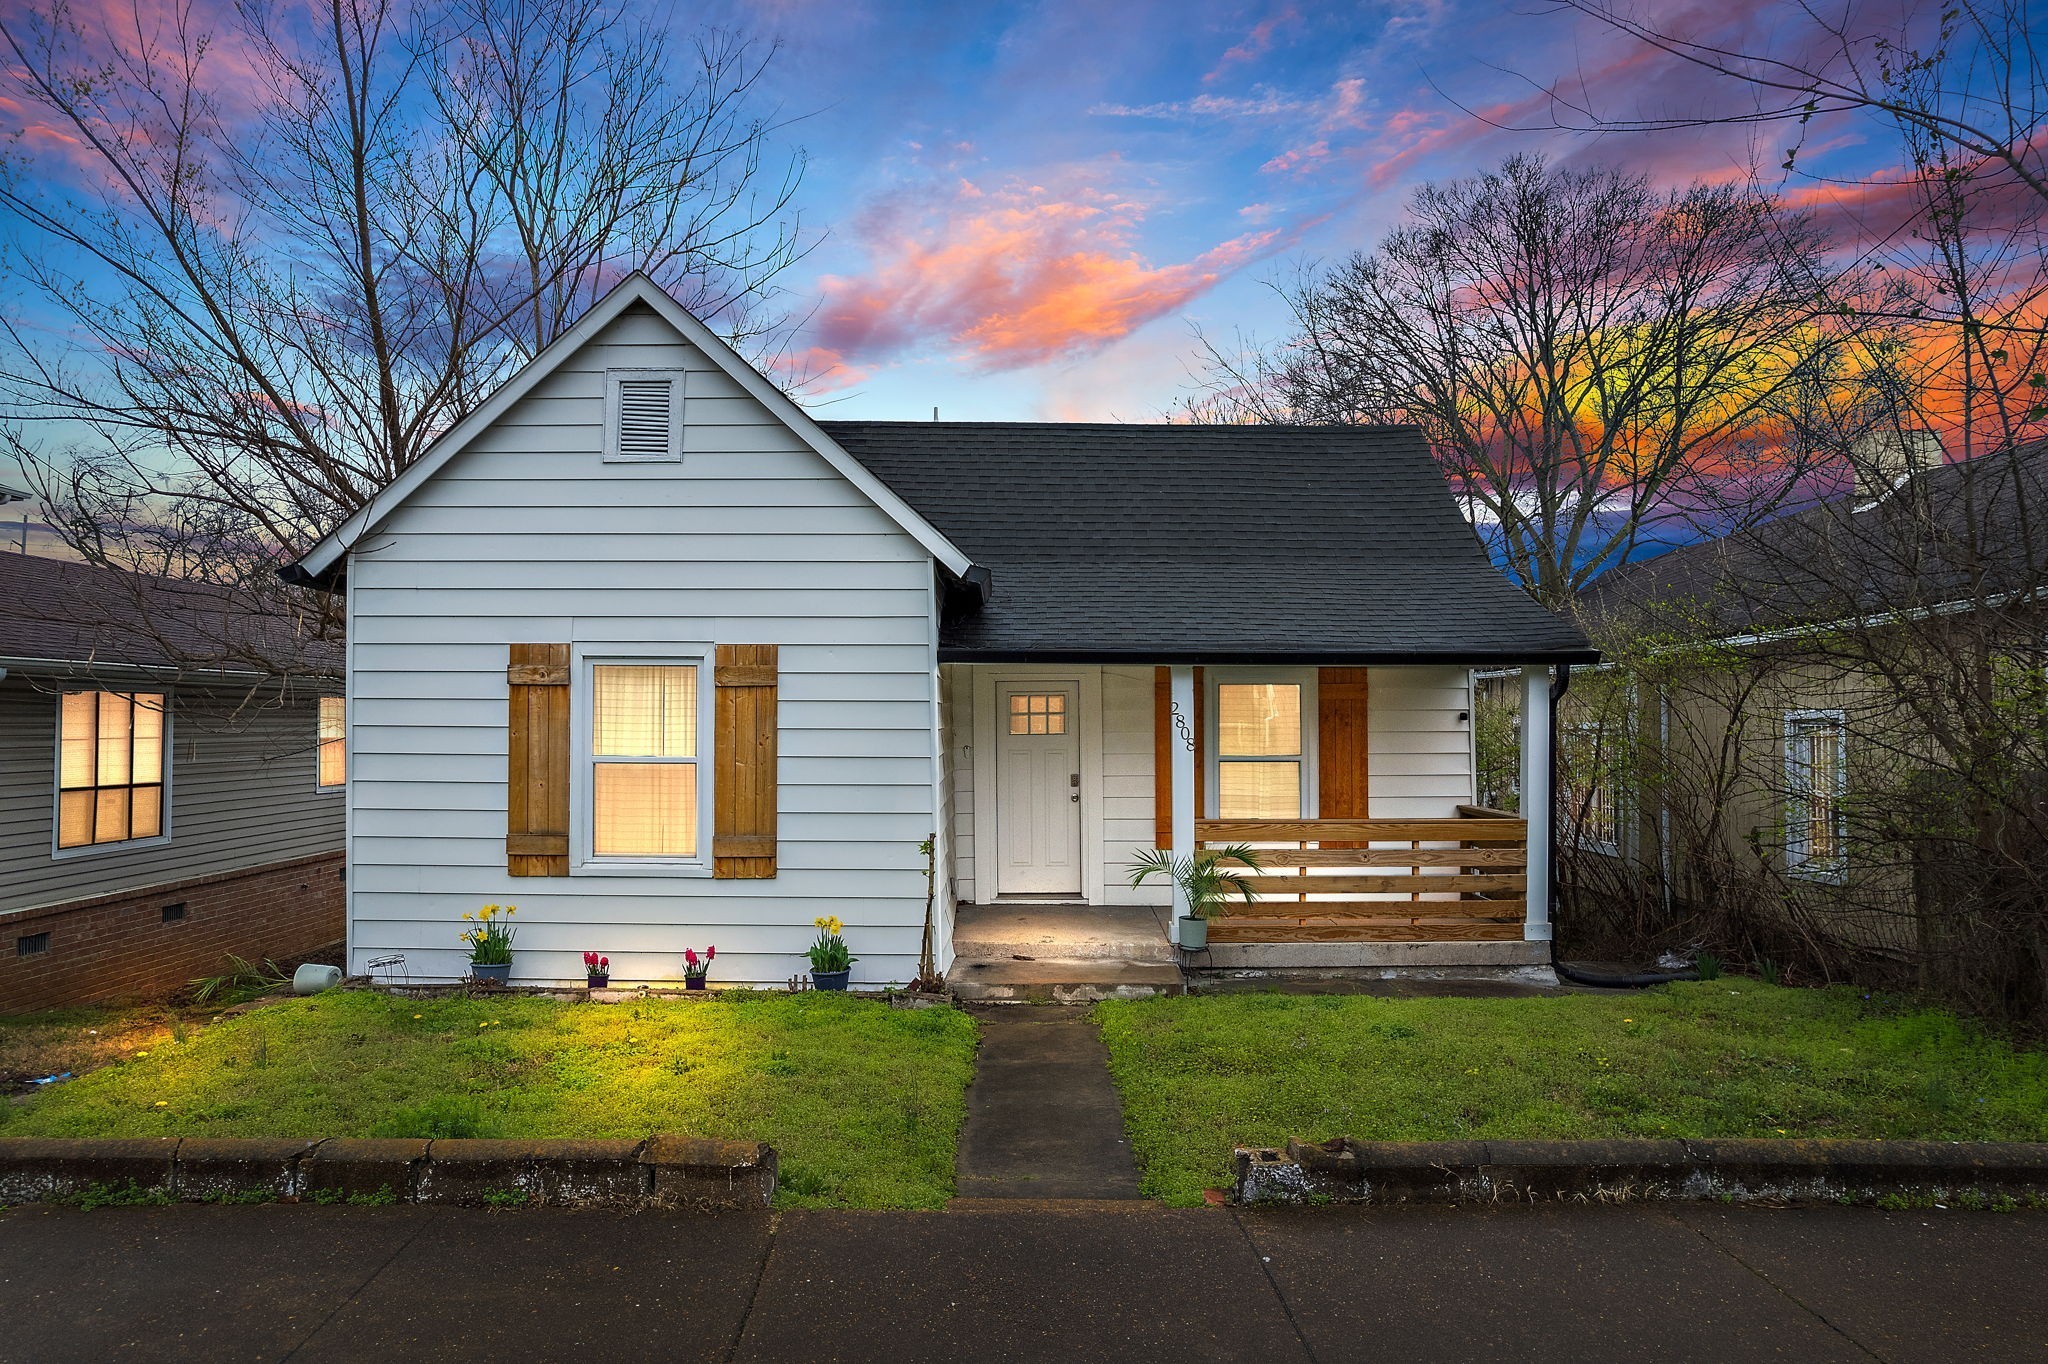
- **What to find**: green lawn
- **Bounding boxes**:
[0,989,979,1209]
[1097,981,2048,1206]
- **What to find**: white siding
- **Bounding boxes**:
[0,676,343,915]
[345,302,937,987]
[1366,665,1477,816]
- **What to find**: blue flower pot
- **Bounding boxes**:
[812,969,851,992]
[471,962,512,985]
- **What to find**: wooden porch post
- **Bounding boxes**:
[1169,664,1197,943]
[1519,664,1553,942]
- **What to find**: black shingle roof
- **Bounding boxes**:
[1580,440,2048,636]
[0,552,340,677]
[822,421,1596,663]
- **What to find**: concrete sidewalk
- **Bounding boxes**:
[3,1203,2045,1361]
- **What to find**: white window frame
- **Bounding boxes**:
[1784,708,1847,882]
[1564,717,1626,858]
[50,689,174,859]
[569,645,715,877]
[316,694,346,793]
[1204,667,1319,819]
[602,368,686,464]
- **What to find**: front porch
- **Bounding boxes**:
[939,661,1562,973]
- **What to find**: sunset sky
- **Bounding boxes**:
[721,0,1922,420]
[0,0,1963,444]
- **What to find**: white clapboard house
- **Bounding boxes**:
[289,275,1596,988]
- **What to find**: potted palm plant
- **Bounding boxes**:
[806,917,855,990]
[462,904,517,984]
[1126,844,1263,951]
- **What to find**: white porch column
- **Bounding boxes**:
[1169,664,1197,943]
[1519,664,1553,942]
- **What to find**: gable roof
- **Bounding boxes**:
[1581,440,2048,640]
[826,421,1596,663]
[289,274,973,586]
[1,552,341,679]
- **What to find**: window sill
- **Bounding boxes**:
[52,833,173,861]
[571,860,713,879]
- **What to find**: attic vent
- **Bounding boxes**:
[607,373,681,462]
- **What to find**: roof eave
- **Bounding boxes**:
[936,645,1602,666]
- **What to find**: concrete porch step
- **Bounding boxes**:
[948,957,1183,1004]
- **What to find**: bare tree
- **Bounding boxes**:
[1543,1,2047,204]
[0,0,804,672]
[1189,155,1854,608]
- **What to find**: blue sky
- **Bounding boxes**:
[720,0,1898,420]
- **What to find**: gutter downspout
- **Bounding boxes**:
[1545,662,1698,990]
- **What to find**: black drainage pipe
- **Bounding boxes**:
[1540,661,1698,990]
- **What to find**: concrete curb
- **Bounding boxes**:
[1235,1137,2048,1206]
[0,1135,775,1211]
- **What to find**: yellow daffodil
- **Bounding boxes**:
[462,910,475,920]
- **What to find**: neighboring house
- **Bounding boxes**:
[1565,435,2048,956]
[288,275,1595,988]
[0,553,345,1012]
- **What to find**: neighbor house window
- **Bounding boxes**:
[1213,677,1308,819]
[1564,720,1623,855]
[590,663,701,859]
[317,695,346,790]
[1785,710,1846,877]
[56,691,167,850]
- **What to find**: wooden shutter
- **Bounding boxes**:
[1152,666,1206,848]
[1317,668,1371,840]
[713,644,778,879]
[507,643,571,876]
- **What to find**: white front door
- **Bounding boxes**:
[995,683,1082,896]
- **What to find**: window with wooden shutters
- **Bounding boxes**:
[604,370,682,463]
[570,649,713,872]
[713,644,778,879]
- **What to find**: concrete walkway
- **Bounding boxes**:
[3,1203,2046,1361]
[952,1007,1142,1200]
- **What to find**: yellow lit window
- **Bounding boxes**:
[317,695,346,789]
[1008,692,1067,735]
[592,664,699,858]
[57,691,167,849]
[1215,682,1303,819]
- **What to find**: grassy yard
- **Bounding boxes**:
[0,989,979,1209]
[1097,981,2048,1206]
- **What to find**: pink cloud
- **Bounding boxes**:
[806,173,1286,372]
[1204,5,1301,83]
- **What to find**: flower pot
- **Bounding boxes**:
[811,969,851,992]
[685,976,708,991]
[586,975,609,990]
[1177,916,1208,951]
[471,962,512,985]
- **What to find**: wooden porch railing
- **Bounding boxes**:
[1194,809,1528,943]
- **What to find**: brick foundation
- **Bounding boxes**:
[0,852,344,1013]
